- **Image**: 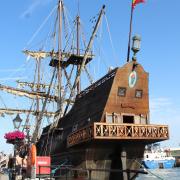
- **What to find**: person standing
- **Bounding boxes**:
[7,154,14,180]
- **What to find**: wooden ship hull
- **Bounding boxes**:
[37,61,169,179]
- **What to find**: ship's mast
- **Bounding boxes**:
[76,15,81,94]
[57,0,63,116]
[36,57,41,126]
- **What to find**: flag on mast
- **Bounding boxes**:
[132,0,145,9]
[127,0,145,62]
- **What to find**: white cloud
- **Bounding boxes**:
[150,97,180,148]
[20,0,53,19]
[150,97,172,112]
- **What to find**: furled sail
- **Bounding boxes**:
[0,84,57,101]
[0,108,55,117]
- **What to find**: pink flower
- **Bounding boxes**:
[4,131,25,140]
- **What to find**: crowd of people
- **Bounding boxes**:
[8,154,27,180]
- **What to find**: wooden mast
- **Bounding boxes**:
[36,57,41,125]
[57,0,63,116]
[127,1,134,62]
[76,15,81,94]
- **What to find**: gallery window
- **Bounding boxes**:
[135,89,143,98]
[118,87,126,97]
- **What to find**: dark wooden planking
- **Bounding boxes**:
[102,61,149,121]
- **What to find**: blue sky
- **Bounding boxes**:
[0,0,180,153]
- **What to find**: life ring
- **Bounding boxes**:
[30,144,36,165]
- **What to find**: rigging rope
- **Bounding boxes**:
[61,65,75,104]
[44,64,75,156]
[24,5,58,49]
[22,100,34,132]
[0,95,14,120]
[52,6,59,51]
[0,56,32,84]
[80,21,87,49]
[0,96,6,110]
[63,21,76,51]
[33,59,38,91]
[104,15,119,66]
[43,129,51,156]
[32,67,56,143]
[134,159,164,180]
[62,3,69,43]
[84,66,93,84]
[63,5,105,115]
[94,36,109,69]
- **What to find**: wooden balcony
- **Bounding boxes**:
[67,123,169,148]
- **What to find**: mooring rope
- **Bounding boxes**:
[134,159,164,180]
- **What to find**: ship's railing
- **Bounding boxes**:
[67,123,169,148]
[67,125,93,148]
[93,123,169,139]
[71,48,94,57]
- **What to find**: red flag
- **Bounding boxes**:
[132,0,145,9]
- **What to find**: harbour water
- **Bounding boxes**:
[137,168,180,179]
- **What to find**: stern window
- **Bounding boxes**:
[105,113,120,123]
[72,124,78,132]
[135,89,143,98]
[118,87,126,97]
[106,115,113,123]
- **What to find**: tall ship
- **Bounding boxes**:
[0,1,169,180]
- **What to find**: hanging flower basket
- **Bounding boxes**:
[4,131,25,144]
[6,139,23,145]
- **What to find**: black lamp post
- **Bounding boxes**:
[12,114,23,180]
[13,114,23,130]
[23,124,31,144]
[131,35,141,61]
